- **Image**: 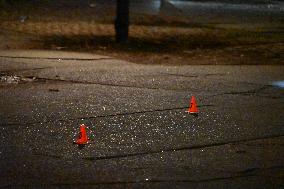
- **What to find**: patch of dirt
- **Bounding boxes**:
[0,2,283,65]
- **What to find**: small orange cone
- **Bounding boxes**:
[74,124,88,145]
[187,96,198,114]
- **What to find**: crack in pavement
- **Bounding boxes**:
[249,94,283,99]
[78,105,213,120]
[5,135,284,165]
[33,153,62,159]
[221,165,284,177]
[33,77,192,91]
[0,55,113,61]
[244,142,284,147]
[1,166,283,188]
[0,67,53,74]
[223,86,270,95]
[0,105,213,127]
[1,74,180,91]
[83,134,284,161]
[213,85,284,99]
[160,72,226,78]
[1,97,283,127]
[160,73,198,78]
[16,76,281,99]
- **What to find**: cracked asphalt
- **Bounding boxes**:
[0,50,283,189]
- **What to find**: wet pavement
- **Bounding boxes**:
[0,50,283,188]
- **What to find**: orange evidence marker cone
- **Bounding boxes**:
[74,124,88,145]
[187,96,198,114]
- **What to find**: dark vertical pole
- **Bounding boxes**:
[115,0,129,43]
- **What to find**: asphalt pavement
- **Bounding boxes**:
[0,50,283,188]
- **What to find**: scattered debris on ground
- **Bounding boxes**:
[0,75,21,84]
[0,74,36,84]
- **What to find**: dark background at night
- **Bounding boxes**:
[0,1,283,189]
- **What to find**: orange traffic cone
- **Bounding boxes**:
[187,96,198,114]
[74,124,88,145]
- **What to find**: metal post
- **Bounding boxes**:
[115,0,129,43]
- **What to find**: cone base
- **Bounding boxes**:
[190,113,198,117]
[73,140,89,145]
[186,110,198,113]
[186,111,198,117]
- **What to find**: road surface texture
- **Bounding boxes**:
[0,50,283,188]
